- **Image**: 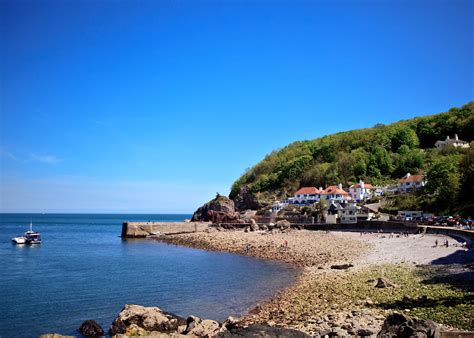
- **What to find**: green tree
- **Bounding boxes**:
[458,144,474,216]
[425,156,461,214]
[390,126,420,151]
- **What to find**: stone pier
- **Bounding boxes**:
[121,221,210,238]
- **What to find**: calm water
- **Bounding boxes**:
[0,214,298,337]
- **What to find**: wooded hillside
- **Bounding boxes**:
[230,102,474,215]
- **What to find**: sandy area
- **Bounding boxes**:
[335,231,471,266]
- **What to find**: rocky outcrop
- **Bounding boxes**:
[232,187,263,211]
[192,194,241,223]
[109,304,186,336]
[109,304,239,337]
[79,320,104,337]
[107,304,313,337]
[377,313,440,338]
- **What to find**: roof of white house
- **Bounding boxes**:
[399,173,424,183]
[435,134,469,146]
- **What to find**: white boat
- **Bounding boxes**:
[12,221,42,245]
[12,236,27,244]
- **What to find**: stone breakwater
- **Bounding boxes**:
[121,221,210,238]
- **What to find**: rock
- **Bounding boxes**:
[109,304,185,336]
[232,187,264,211]
[375,278,397,288]
[192,193,241,223]
[217,325,311,337]
[330,264,354,270]
[250,219,259,231]
[276,220,291,230]
[79,320,104,337]
[184,315,222,337]
[240,210,258,222]
[222,316,240,330]
[377,313,440,338]
[357,328,375,336]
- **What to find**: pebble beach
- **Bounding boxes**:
[160,228,474,335]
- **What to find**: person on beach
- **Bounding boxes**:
[435,239,438,247]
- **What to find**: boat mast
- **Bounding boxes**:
[30,220,33,232]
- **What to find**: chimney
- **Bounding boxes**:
[360,179,364,188]
[406,173,411,178]
[319,187,323,191]
[338,183,343,190]
[446,136,450,140]
[455,134,459,140]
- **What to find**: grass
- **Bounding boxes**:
[348,264,474,330]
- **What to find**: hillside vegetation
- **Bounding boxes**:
[230,102,474,215]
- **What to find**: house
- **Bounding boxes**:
[325,201,374,224]
[349,180,375,202]
[435,134,470,149]
[322,184,352,203]
[293,187,322,205]
[340,202,359,224]
[290,184,351,205]
[398,173,425,193]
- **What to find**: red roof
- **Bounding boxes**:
[399,174,424,183]
[294,187,321,195]
[322,186,350,196]
[351,183,375,189]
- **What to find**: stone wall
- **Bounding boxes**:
[121,222,210,238]
[303,220,419,232]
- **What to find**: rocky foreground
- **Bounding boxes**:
[40,304,445,338]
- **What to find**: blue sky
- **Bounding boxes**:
[1,0,473,213]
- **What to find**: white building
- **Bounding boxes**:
[293,187,322,205]
[327,201,374,224]
[349,180,375,202]
[398,173,426,193]
[323,184,352,203]
[291,185,352,205]
[435,134,470,149]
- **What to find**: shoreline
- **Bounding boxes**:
[158,228,474,335]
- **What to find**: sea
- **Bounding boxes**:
[0,214,298,338]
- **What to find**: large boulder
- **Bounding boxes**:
[183,315,222,337]
[109,304,186,336]
[232,187,263,211]
[377,313,440,338]
[192,194,241,223]
[79,320,104,337]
